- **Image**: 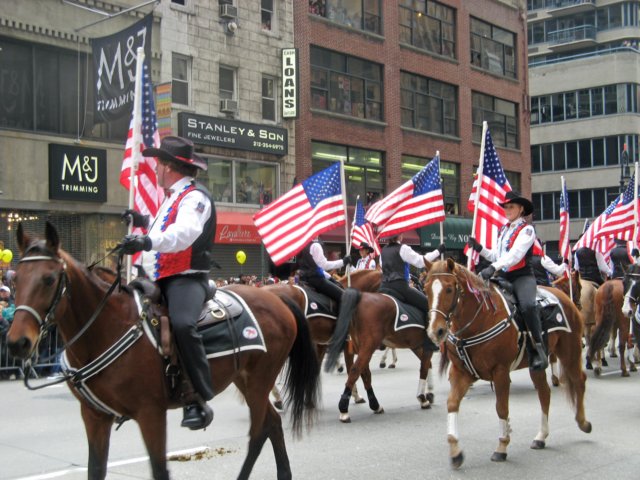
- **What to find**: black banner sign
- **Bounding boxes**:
[49,144,107,203]
[91,15,153,123]
[178,112,288,156]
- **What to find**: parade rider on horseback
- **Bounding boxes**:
[574,246,610,286]
[467,191,548,371]
[609,238,635,279]
[119,136,216,431]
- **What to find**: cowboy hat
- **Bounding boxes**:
[142,136,207,171]
[359,242,373,252]
[499,191,534,216]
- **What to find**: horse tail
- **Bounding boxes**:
[279,295,321,437]
[588,283,615,361]
[439,343,450,377]
[323,288,361,373]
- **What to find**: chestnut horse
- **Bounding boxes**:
[6,222,320,480]
[588,275,636,376]
[424,259,591,469]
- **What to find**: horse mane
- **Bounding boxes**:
[428,259,490,294]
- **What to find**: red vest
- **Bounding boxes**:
[501,222,540,273]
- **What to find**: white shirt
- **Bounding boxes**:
[141,177,212,277]
[309,242,344,272]
[541,255,565,277]
[573,250,612,277]
[480,219,535,271]
[351,255,376,271]
[380,244,441,270]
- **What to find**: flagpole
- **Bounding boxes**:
[468,121,488,269]
[126,47,145,283]
[634,162,639,252]
[348,195,359,248]
[339,158,351,287]
[436,150,444,260]
[561,175,573,302]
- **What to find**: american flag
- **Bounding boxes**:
[466,127,512,268]
[573,196,620,256]
[351,199,380,256]
[558,179,570,261]
[365,155,445,238]
[253,163,345,265]
[594,172,638,243]
[120,62,163,241]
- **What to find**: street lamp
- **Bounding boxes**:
[620,142,631,194]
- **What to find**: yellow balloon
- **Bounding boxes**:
[236,250,247,265]
[1,249,12,263]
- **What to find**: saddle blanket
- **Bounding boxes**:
[495,287,572,335]
[381,294,426,331]
[199,289,267,359]
[294,285,337,319]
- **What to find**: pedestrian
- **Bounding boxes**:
[119,136,216,430]
[352,242,376,271]
[467,190,548,371]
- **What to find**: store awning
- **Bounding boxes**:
[215,211,262,245]
[420,217,473,249]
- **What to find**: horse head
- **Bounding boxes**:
[7,221,68,359]
[622,263,640,318]
[552,270,582,309]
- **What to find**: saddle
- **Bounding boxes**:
[295,282,339,318]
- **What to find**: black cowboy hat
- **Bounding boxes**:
[142,136,207,171]
[359,242,373,252]
[499,191,534,216]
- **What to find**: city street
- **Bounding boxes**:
[1,348,639,480]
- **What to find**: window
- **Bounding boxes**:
[470,17,516,78]
[399,0,456,59]
[310,46,383,121]
[400,72,457,136]
[171,0,186,5]
[472,92,518,148]
[261,0,274,31]
[309,1,382,35]
[312,142,383,206]
[219,65,236,100]
[202,157,278,206]
[534,187,622,221]
[172,53,190,106]
[402,155,459,214]
[262,75,276,121]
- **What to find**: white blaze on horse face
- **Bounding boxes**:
[622,279,637,317]
[428,279,444,337]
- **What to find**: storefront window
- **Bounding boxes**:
[402,155,459,214]
[202,157,278,206]
[311,142,383,206]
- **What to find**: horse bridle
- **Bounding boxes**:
[623,272,640,306]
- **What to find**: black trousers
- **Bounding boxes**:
[159,273,214,401]
[306,275,344,304]
[510,274,543,345]
[380,279,428,312]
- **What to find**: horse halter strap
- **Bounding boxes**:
[427,272,462,325]
[15,255,68,329]
[624,272,640,305]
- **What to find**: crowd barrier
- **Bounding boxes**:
[0,328,62,380]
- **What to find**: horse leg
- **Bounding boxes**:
[390,348,398,368]
[528,370,551,450]
[359,363,383,415]
[490,368,512,462]
[549,352,560,387]
[136,407,170,480]
[609,324,618,357]
[80,405,114,480]
[414,349,434,409]
[554,335,592,434]
[379,347,388,368]
[584,324,593,370]
[619,319,630,377]
[339,344,378,422]
[344,347,365,404]
[446,365,474,469]
[271,385,284,411]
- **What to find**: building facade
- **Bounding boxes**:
[295,0,530,259]
[0,0,296,278]
[527,0,640,257]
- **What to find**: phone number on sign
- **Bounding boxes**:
[253,141,284,151]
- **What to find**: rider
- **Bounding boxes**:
[379,233,444,314]
[352,242,376,271]
[467,190,548,371]
[297,238,351,307]
[119,136,216,431]
[574,246,610,286]
[531,253,566,287]
[609,238,633,279]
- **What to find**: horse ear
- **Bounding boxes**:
[446,257,456,272]
[17,222,30,253]
[45,221,60,253]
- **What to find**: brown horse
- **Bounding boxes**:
[6,222,320,480]
[424,259,590,469]
[588,276,635,376]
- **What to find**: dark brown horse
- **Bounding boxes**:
[588,275,635,376]
[6,222,320,480]
[424,259,590,469]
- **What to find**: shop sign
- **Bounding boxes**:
[215,224,261,245]
[48,144,107,203]
[282,48,298,118]
[178,112,288,156]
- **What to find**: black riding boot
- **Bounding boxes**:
[522,306,548,371]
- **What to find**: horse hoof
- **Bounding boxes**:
[339,413,351,423]
[337,366,344,373]
[594,367,601,377]
[426,393,435,404]
[421,402,431,410]
[585,362,593,370]
[273,400,284,411]
[451,452,464,469]
[491,451,507,462]
[354,398,366,404]
[630,364,637,372]
[379,363,386,369]
[530,440,545,450]
[388,364,396,369]
[602,358,609,366]
[374,407,384,415]
[621,370,630,377]
[609,353,617,358]
[551,375,560,387]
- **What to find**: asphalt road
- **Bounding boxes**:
[1,349,639,480]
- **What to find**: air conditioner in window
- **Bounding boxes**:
[219,4,237,19]
[220,99,238,113]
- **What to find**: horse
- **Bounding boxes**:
[6,222,321,480]
[588,274,636,377]
[423,259,591,469]
[621,263,640,363]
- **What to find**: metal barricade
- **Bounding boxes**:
[0,328,62,380]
